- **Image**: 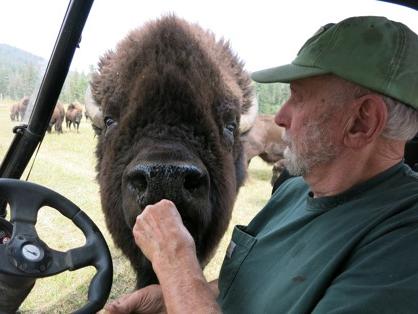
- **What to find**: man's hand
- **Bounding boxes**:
[133,199,196,271]
[127,199,220,313]
[104,284,165,314]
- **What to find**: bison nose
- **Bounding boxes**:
[127,163,209,205]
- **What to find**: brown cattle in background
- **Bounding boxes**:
[47,102,65,133]
[241,114,286,165]
[18,96,29,121]
[9,103,19,121]
[241,114,287,186]
[65,102,83,132]
[9,96,29,121]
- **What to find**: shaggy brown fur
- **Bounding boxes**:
[90,15,255,288]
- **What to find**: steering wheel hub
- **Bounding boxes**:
[7,235,50,274]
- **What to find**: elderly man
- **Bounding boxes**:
[105,16,418,313]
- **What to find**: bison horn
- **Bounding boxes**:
[85,85,105,130]
[239,95,258,133]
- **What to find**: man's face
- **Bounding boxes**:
[275,75,350,176]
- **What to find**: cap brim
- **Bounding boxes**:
[251,63,329,83]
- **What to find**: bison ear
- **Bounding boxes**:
[239,95,258,133]
[85,85,105,132]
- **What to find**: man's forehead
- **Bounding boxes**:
[291,74,349,91]
[290,75,329,93]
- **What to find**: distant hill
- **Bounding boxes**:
[0,43,46,100]
[0,44,45,68]
[0,43,92,106]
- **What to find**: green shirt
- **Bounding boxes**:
[218,163,418,313]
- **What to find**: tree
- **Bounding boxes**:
[254,82,290,115]
[0,44,45,101]
[59,70,90,104]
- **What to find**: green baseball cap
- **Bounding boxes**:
[251,16,418,109]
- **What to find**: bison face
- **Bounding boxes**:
[87,15,256,288]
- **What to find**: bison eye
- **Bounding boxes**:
[104,116,115,127]
[225,122,237,133]
[103,116,118,136]
[223,122,237,147]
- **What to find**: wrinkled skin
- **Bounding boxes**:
[89,15,255,288]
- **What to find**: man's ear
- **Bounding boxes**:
[343,94,388,149]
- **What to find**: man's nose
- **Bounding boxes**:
[275,102,290,128]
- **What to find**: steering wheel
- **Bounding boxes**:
[0,178,112,313]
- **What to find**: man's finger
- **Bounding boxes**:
[104,291,142,313]
[104,285,165,314]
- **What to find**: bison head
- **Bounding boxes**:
[86,15,257,288]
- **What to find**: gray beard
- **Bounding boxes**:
[283,146,309,176]
[282,125,338,177]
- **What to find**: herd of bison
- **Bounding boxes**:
[9,96,86,133]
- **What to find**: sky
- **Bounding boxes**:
[0,0,417,74]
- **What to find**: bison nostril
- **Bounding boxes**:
[184,172,207,193]
[129,173,148,194]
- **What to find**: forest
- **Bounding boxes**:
[0,43,289,113]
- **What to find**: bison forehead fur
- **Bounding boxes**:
[90,15,256,288]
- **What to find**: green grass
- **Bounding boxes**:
[0,102,273,313]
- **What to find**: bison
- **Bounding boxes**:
[9,96,29,121]
[241,114,286,165]
[86,15,257,288]
[18,96,29,121]
[241,114,287,186]
[9,103,19,121]
[47,102,65,133]
[65,102,83,132]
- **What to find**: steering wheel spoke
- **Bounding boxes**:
[66,244,97,271]
[11,221,39,239]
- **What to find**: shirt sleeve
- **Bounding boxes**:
[312,225,418,314]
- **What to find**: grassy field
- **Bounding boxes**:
[0,102,273,313]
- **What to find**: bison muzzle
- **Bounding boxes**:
[86,15,257,288]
